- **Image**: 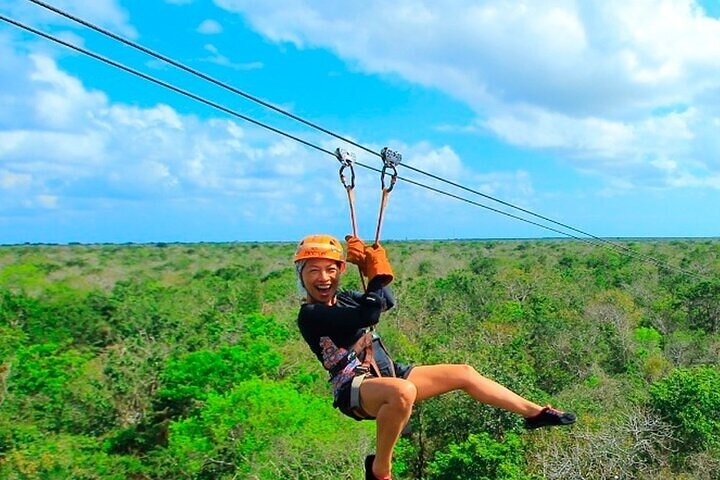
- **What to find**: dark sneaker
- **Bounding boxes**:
[365,454,377,480]
[365,454,392,480]
[524,405,576,429]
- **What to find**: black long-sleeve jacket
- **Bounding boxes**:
[297,279,395,390]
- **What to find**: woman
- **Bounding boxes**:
[294,234,575,480]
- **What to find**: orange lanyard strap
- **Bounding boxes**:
[374,147,402,246]
[336,148,366,290]
[336,148,360,237]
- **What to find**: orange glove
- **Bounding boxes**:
[364,243,394,286]
[344,235,367,271]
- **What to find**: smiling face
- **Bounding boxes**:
[300,258,342,306]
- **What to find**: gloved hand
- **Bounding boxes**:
[345,235,367,271]
[364,243,394,286]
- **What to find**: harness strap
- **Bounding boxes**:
[350,373,371,419]
[349,330,382,419]
[352,331,380,376]
[336,148,366,291]
[372,334,396,377]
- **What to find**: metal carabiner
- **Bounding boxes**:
[335,148,356,190]
[335,147,366,290]
[380,147,401,193]
[374,147,402,245]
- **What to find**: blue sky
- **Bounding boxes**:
[2,0,720,244]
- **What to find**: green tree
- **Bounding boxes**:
[156,312,287,414]
[426,432,530,480]
[650,366,720,452]
[682,280,720,333]
[0,433,146,479]
[162,378,372,479]
[9,343,115,434]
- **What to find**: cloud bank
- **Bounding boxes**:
[214,0,720,190]
[1,35,511,240]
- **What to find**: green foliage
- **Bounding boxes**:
[0,262,51,292]
[158,342,280,413]
[0,289,63,344]
[0,433,146,479]
[681,280,720,333]
[633,326,663,357]
[469,255,497,277]
[664,329,717,367]
[525,294,587,393]
[261,267,296,303]
[12,343,91,397]
[584,249,633,288]
[158,313,287,411]
[0,324,26,362]
[193,264,263,315]
[164,378,371,479]
[650,366,720,452]
[426,432,531,480]
[9,343,115,434]
[1,239,719,479]
[107,279,184,339]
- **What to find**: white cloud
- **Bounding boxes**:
[29,54,108,129]
[0,0,138,39]
[197,19,223,34]
[0,53,343,225]
[0,170,32,189]
[215,0,720,190]
[202,43,263,70]
[36,194,58,209]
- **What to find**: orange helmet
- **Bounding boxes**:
[293,234,346,269]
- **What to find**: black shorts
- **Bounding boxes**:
[333,361,414,421]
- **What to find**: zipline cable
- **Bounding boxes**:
[24,0,688,275]
[25,0,380,160]
[0,14,705,281]
[0,14,571,239]
[24,0,619,240]
[0,14,334,159]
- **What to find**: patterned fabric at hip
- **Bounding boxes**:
[319,336,365,396]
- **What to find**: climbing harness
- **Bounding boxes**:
[325,329,397,420]
[374,147,402,246]
[332,147,403,419]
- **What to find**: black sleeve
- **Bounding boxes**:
[366,277,396,312]
[300,293,384,333]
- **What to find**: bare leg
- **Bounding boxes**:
[357,364,543,478]
[359,377,417,478]
[407,364,543,417]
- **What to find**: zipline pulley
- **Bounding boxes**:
[374,147,402,245]
[379,147,401,193]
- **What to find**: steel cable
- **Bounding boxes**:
[0,12,706,280]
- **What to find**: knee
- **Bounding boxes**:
[391,381,417,411]
[456,363,480,385]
